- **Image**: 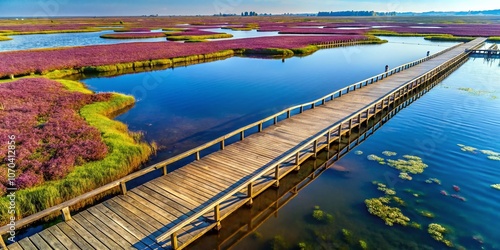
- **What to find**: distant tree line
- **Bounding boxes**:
[241,11,258,16]
[318,11,375,16]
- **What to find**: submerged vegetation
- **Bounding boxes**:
[458,144,500,161]
[428,223,453,247]
[491,184,500,190]
[365,197,410,226]
[387,155,428,174]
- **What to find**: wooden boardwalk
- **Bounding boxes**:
[3,38,485,250]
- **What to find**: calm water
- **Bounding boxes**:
[221,56,500,250]
[0,29,168,52]
[82,36,459,163]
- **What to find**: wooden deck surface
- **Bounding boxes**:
[6,38,486,250]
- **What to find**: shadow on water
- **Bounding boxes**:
[187,71,451,250]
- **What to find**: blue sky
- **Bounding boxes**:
[0,0,499,17]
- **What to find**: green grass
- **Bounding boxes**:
[0,36,12,41]
[423,35,474,42]
[488,37,500,41]
[237,48,295,56]
[0,79,155,225]
[166,33,233,41]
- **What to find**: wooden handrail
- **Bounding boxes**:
[0,39,476,238]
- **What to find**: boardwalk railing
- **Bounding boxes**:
[156,39,484,247]
[0,40,476,248]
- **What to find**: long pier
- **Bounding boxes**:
[2,38,485,250]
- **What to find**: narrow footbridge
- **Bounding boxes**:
[1,38,486,250]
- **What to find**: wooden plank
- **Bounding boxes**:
[103,199,162,238]
[46,226,81,250]
[28,233,53,250]
[132,185,193,216]
[86,206,151,249]
[5,243,23,250]
[17,238,37,250]
[65,219,109,250]
[72,213,124,250]
[55,223,94,250]
[38,230,67,250]
[77,211,131,249]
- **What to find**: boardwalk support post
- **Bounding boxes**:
[295,152,300,171]
[214,204,221,231]
[61,207,72,222]
[220,140,225,150]
[171,232,178,250]
[274,165,280,187]
[313,140,318,157]
[247,183,253,206]
[162,165,168,175]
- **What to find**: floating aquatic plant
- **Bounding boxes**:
[487,156,500,161]
[419,210,435,218]
[428,223,453,247]
[399,172,412,181]
[365,197,410,226]
[410,222,422,229]
[387,155,428,174]
[392,196,406,206]
[367,154,385,164]
[491,184,500,190]
[425,178,441,185]
[359,240,368,250]
[376,183,396,196]
[355,150,363,155]
[479,150,500,156]
[457,144,477,153]
[382,151,397,157]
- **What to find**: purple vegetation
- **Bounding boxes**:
[451,194,467,202]
[0,78,111,193]
[101,32,166,39]
[0,35,367,78]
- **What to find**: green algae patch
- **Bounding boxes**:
[365,197,410,226]
[399,172,413,181]
[312,206,334,223]
[425,178,441,185]
[387,155,428,174]
[428,223,453,247]
[491,184,500,190]
[367,154,385,164]
[457,143,477,153]
[419,210,435,218]
[382,151,397,157]
[354,150,363,155]
[376,183,396,196]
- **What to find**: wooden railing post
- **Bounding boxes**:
[287,110,291,118]
[120,181,127,195]
[258,123,263,132]
[162,165,168,175]
[274,165,280,187]
[295,152,300,171]
[214,204,221,231]
[220,140,225,150]
[247,183,253,206]
[0,237,7,250]
[61,207,72,221]
[240,131,245,141]
[171,232,178,249]
[195,151,200,161]
[313,140,318,157]
[274,116,278,125]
